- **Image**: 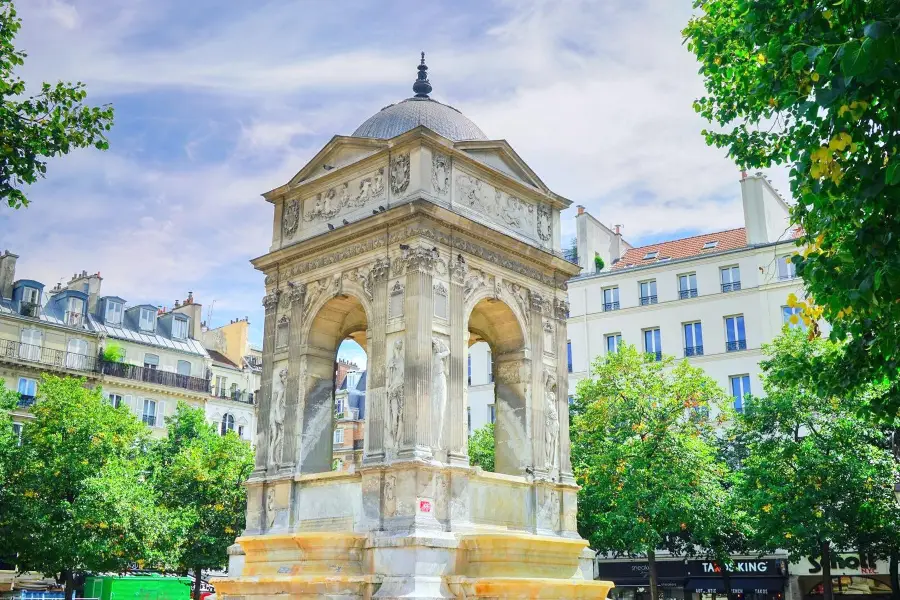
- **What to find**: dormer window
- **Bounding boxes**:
[703,240,719,249]
[22,287,39,305]
[105,300,123,325]
[66,297,85,326]
[172,317,188,340]
[643,251,659,260]
[139,307,156,332]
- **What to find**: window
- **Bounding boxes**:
[602,287,620,311]
[238,425,245,438]
[489,404,496,424]
[725,315,747,351]
[487,349,493,383]
[105,300,123,325]
[144,353,159,369]
[721,266,741,293]
[730,375,751,412]
[12,423,22,443]
[678,273,698,299]
[643,328,662,361]
[566,341,573,372]
[172,318,189,340]
[139,307,156,331]
[683,322,704,356]
[777,255,797,280]
[568,396,575,405]
[335,397,345,416]
[782,306,805,330]
[333,428,345,445]
[467,354,472,385]
[108,393,123,408]
[23,286,39,304]
[142,399,157,426]
[66,297,84,326]
[215,376,227,397]
[17,377,37,403]
[703,240,719,250]
[643,251,659,260]
[66,338,89,370]
[221,413,235,435]
[19,328,42,361]
[467,406,472,436]
[639,280,658,305]
[176,360,191,376]
[606,333,622,354]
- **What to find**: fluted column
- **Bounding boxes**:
[364,258,390,463]
[555,298,575,484]
[399,246,435,460]
[447,257,469,466]
[528,293,548,479]
[279,283,306,475]
[253,291,279,475]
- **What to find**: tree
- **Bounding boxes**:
[0,1,114,209]
[731,331,899,600]
[1,376,163,600]
[0,382,20,566]
[571,345,736,600]
[468,423,494,472]
[683,1,900,417]
[150,403,253,600]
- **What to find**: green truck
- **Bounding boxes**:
[83,576,193,600]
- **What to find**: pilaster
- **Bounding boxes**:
[555,298,575,484]
[446,256,469,466]
[364,258,390,463]
[528,292,548,480]
[253,290,279,476]
[280,282,306,476]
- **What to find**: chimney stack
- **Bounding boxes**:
[0,250,18,299]
[576,205,585,216]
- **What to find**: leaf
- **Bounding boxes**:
[791,50,807,72]
[863,22,888,39]
[886,159,900,186]
[840,39,873,77]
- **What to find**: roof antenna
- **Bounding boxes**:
[413,51,432,98]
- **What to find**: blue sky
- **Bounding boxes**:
[0,0,789,361]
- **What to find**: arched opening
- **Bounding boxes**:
[467,297,528,476]
[221,413,235,435]
[298,293,370,475]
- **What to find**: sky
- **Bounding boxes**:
[0,0,789,365]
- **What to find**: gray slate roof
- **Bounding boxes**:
[352,97,487,142]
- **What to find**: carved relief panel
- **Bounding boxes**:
[455,171,536,239]
[303,167,386,223]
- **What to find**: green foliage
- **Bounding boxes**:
[571,345,739,562]
[0,381,20,565]
[150,402,254,576]
[101,343,125,363]
[0,376,164,593]
[684,0,900,417]
[0,1,114,209]
[593,254,605,272]
[730,331,899,563]
[468,423,495,472]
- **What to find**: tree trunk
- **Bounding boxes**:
[63,570,75,600]
[648,549,659,600]
[822,541,834,600]
[890,550,899,600]
[722,563,733,600]
[193,566,203,600]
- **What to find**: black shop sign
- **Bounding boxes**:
[687,559,787,577]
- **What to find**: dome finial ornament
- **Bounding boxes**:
[413,51,432,98]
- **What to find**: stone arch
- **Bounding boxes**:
[294,292,371,475]
[466,296,531,475]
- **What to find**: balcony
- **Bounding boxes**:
[726,339,748,352]
[684,345,704,357]
[639,295,658,306]
[0,339,97,373]
[678,289,698,299]
[603,301,620,312]
[213,389,255,404]
[17,394,35,407]
[98,360,209,392]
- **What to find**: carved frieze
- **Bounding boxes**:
[432,152,450,196]
[537,204,552,243]
[304,167,386,222]
[390,153,410,195]
[282,198,300,238]
[456,173,535,235]
[394,245,438,275]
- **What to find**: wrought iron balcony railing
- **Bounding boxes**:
[679,288,698,299]
[721,281,742,293]
[17,394,35,407]
[98,359,209,392]
[603,301,620,312]
[684,345,704,357]
[0,339,97,373]
[639,295,658,306]
[726,339,748,352]
[647,350,662,362]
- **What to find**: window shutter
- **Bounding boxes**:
[134,396,144,418]
[124,394,134,413]
[156,401,166,428]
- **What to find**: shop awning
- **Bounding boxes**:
[685,578,786,593]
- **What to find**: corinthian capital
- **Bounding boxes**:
[262,291,281,312]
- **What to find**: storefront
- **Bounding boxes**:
[792,553,892,600]
[595,559,688,600]
[684,559,788,600]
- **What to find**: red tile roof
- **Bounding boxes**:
[612,227,749,270]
